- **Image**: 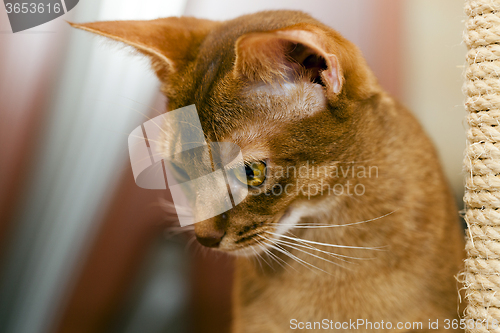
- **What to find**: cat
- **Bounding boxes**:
[71,10,465,332]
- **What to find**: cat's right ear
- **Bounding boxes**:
[69,17,219,81]
[233,26,376,101]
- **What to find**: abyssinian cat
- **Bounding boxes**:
[71,10,465,332]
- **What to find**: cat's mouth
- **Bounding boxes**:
[224,203,317,256]
[226,229,275,256]
[234,231,265,244]
[193,203,309,256]
[220,209,300,256]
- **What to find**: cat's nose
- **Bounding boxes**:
[195,213,228,248]
[196,231,224,248]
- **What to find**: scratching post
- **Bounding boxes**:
[464,1,500,332]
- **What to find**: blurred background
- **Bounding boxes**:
[0,0,465,332]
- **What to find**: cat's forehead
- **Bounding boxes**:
[219,81,327,149]
[242,81,327,117]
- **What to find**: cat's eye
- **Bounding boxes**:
[234,161,267,187]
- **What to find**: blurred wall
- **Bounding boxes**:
[0,1,187,332]
[402,0,466,203]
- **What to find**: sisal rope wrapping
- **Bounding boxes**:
[464,1,500,332]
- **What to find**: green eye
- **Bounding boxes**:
[234,161,267,187]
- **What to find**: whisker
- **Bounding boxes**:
[259,240,296,271]
[261,237,332,275]
[165,225,194,232]
[158,198,192,214]
[185,235,197,252]
[255,245,274,270]
[266,231,384,251]
[284,233,373,261]
[250,246,266,271]
[257,238,297,272]
[163,216,180,223]
[164,226,193,238]
[261,234,352,267]
[159,206,192,218]
[95,98,170,136]
[265,242,312,271]
[161,205,192,216]
[264,247,292,271]
[254,239,284,271]
[279,210,398,228]
[174,120,208,137]
[270,236,365,262]
[128,133,166,145]
[118,95,164,117]
[272,237,350,270]
[128,134,207,152]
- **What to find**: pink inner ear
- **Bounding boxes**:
[275,30,342,94]
[286,42,328,85]
[235,29,343,94]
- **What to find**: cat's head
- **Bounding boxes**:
[71,10,382,255]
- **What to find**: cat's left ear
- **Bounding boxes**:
[69,17,219,81]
